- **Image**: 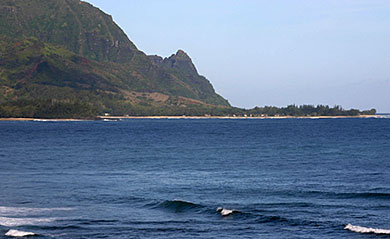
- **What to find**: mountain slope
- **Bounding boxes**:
[0,0,138,63]
[0,0,229,117]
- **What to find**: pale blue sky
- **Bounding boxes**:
[87,0,390,112]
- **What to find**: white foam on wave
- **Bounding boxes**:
[216,207,238,216]
[5,229,36,237]
[0,206,73,216]
[0,216,56,227]
[345,224,390,234]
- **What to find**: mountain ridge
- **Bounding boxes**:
[0,0,230,117]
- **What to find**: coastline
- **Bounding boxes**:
[98,115,383,120]
[0,115,383,121]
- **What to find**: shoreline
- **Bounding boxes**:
[0,115,384,121]
[98,115,383,120]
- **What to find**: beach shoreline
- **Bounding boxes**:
[0,115,383,121]
[98,115,383,120]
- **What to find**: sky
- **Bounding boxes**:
[87,0,390,112]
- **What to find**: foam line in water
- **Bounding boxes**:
[0,216,56,227]
[345,224,390,234]
[5,229,36,237]
[0,206,73,216]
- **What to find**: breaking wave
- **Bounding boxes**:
[5,229,37,237]
[5,230,37,237]
[216,207,241,216]
[150,200,298,226]
[345,224,390,235]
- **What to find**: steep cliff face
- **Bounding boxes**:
[0,0,139,63]
[0,0,230,117]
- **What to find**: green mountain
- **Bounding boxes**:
[0,0,229,118]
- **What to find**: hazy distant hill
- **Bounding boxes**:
[0,0,229,117]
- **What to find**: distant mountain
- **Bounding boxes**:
[0,0,229,118]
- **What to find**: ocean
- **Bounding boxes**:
[0,118,389,238]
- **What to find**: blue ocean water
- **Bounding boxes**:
[0,118,389,238]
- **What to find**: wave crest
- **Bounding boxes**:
[5,229,36,237]
[154,200,203,212]
[345,224,390,235]
[216,207,241,216]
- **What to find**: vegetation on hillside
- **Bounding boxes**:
[0,0,138,63]
[0,0,229,114]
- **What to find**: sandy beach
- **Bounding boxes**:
[0,115,384,121]
[97,115,382,120]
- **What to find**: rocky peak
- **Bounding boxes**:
[175,49,191,59]
[163,49,197,75]
[148,55,163,65]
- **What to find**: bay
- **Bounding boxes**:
[0,119,389,238]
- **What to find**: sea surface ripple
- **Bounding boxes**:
[0,118,389,238]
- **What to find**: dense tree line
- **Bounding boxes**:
[0,99,376,119]
[0,99,97,119]
[244,105,376,117]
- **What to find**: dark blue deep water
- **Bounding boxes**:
[0,119,389,238]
